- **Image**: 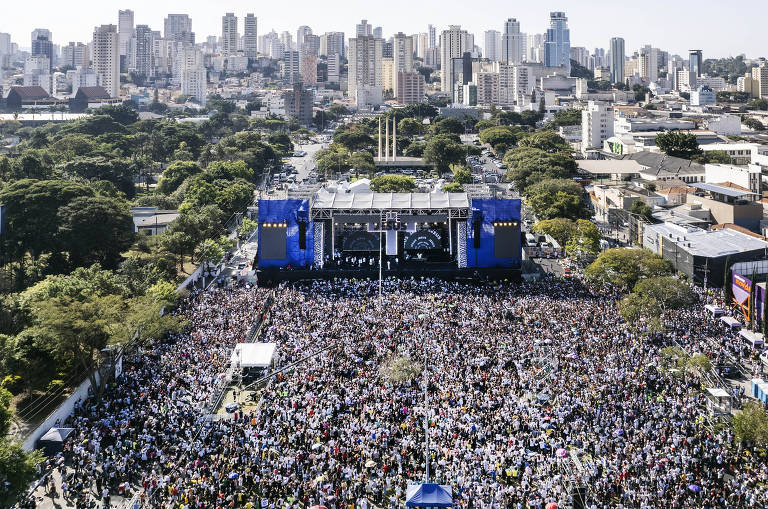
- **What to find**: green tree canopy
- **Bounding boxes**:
[397,118,425,137]
[370,175,417,193]
[452,166,472,185]
[655,131,702,159]
[526,178,590,220]
[585,248,672,290]
[532,218,577,247]
[157,160,202,195]
[423,134,465,173]
[732,401,768,447]
[518,131,571,152]
[431,117,466,135]
[504,148,577,194]
[478,126,523,154]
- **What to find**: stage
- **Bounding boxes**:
[256,265,522,285]
[256,191,522,278]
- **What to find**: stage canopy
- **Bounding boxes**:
[720,316,741,329]
[406,484,453,507]
[38,427,75,456]
[312,191,470,211]
[231,343,277,369]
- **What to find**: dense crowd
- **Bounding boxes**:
[24,276,768,509]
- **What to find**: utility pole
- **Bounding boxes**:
[424,340,429,483]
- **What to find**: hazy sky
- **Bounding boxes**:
[2,0,765,59]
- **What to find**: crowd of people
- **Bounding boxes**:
[25,275,768,509]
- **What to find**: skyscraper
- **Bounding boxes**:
[164,14,194,44]
[31,29,53,71]
[484,30,501,62]
[356,20,372,37]
[428,25,436,49]
[609,37,625,84]
[324,32,345,58]
[392,32,413,96]
[92,24,120,97]
[180,48,206,106]
[0,33,11,56]
[544,11,570,74]
[501,18,523,64]
[61,42,88,68]
[639,45,659,82]
[118,9,135,57]
[348,33,383,104]
[689,49,703,77]
[244,14,258,59]
[296,25,312,54]
[221,13,238,55]
[440,25,472,94]
[134,25,154,78]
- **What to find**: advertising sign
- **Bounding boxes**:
[732,273,752,319]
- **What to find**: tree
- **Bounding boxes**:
[157,160,202,195]
[747,98,768,111]
[655,131,702,159]
[423,134,465,173]
[431,117,465,135]
[398,117,425,137]
[32,293,126,400]
[56,156,137,198]
[630,200,653,222]
[349,151,376,177]
[315,144,351,177]
[518,131,570,152]
[0,439,44,506]
[452,166,472,185]
[160,230,194,271]
[533,218,576,247]
[692,150,732,165]
[381,355,422,385]
[586,248,672,290]
[549,109,583,128]
[496,111,523,125]
[478,126,522,154]
[0,387,11,436]
[195,238,225,267]
[527,179,590,220]
[94,104,139,125]
[442,182,464,192]
[370,175,417,193]
[732,401,768,447]
[565,219,601,257]
[334,126,375,152]
[216,181,255,216]
[238,217,258,240]
[57,196,134,269]
[619,277,696,330]
[744,118,765,131]
[504,148,577,194]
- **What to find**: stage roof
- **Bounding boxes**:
[231,343,277,369]
[312,192,470,210]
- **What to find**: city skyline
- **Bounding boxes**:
[1,0,766,59]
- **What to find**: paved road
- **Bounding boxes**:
[288,142,323,183]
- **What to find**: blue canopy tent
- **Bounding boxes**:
[406,484,453,507]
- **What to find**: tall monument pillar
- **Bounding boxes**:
[378,116,382,160]
[392,117,397,161]
[385,118,390,161]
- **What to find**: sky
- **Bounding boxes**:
[2,0,766,59]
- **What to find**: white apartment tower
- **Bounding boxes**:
[164,14,193,44]
[92,24,120,97]
[118,10,135,57]
[440,25,472,93]
[639,45,659,82]
[356,20,373,37]
[180,48,206,106]
[222,13,238,55]
[348,34,383,104]
[484,30,501,62]
[582,101,614,153]
[501,18,523,64]
[244,14,258,59]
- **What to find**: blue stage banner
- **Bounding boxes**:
[257,199,314,269]
[466,199,522,268]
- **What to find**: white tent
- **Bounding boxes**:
[231,343,277,369]
[739,329,764,349]
[704,304,724,317]
[720,316,741,329]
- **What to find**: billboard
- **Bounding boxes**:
[732,273,752,319]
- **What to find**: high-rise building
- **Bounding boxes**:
[373,27,383,39]
[356,20,372,37]
[527,33,545,63]
[752,62,768,99]
[221,13,238,55]
[61,42,88,69]
[118,10,135,57]
[501,18,523,64]
[164,14,194,44]
[582,101,614,153]
[180,47,206,106]
[392,32,413,97]
[327,53,341,83]
[324,32,345,58]
[23,55,51,94]
[416,33,428,60]
[440,25,472,94]
[300,55,318,84]
[428,25,436,49]
[0,33,11,56]
[639,45,659,83]
[92,24,120,97]
[283,50,300,84]
[280,31,294,52]
[397,71,426,104]
[544,11,570,74]
[244,14,258,59]
[570,47,589,68]
[296,26,312,53]
[689,49,703,77]
[134,25,154,78]
[303,35,320,58]
[609,38,625,85]
[31,29,53,71]
[283,82,314,127]
[348,34,383,104]
[484,30,501,62]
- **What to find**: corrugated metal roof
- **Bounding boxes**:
[691,182,760,198]
[313,192,470,209]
